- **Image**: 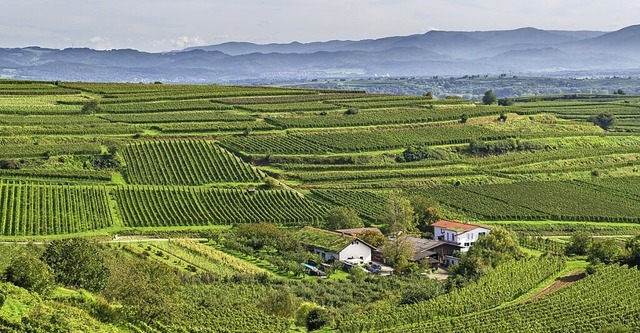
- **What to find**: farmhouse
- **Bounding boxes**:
[295,226,376,263]
[432,220,490,253]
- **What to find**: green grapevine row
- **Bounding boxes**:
[0,180,113,236]
[121,140,264,185]
[113,186,327,227]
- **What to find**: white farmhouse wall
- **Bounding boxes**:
[313,248,339,262]
[433,226,490,252]
[338,241,372,262]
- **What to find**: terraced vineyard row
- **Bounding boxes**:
[0,142,103,158]
[221,134,331,155]
[297,165,474,183]
[310,189,390,222]
[296,125,507,153]
[0,181,113,236]
[98,99,233,113]
[235,101,339,113]
[384,265,640,333]
[113,186,327,227]
[426,181,640,222]
[337,256,565,332]
[463,181,640,222]
[265,106,505,129]
[99,111,255,123]
[222,125,508,155]
[155,120,275,133]
[0,123,142,136]
[121,140,264,185]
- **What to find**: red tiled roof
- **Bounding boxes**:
[432,220,482,232]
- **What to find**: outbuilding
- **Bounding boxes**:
[295,226,376,263]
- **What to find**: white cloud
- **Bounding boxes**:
[86,36,115,50]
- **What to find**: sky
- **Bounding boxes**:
[1,0,639,52]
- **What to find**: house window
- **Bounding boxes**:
[464,242,470,247]
[479,232,486,237]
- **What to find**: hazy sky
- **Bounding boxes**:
[1,0,639,52]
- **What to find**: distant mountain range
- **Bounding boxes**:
[2,26,640,83]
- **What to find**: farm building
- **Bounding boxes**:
[295,226,376,263]
[408,236,461,267]
[432,220,490,253]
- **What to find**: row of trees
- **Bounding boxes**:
[566,231,640,267]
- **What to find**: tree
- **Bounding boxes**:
[383,195,416,235]
[358,229,386,248]
[497,98,513,106]
[41,238,110,292]
[325,207,364,230]
[423,91,433,99]
[589,113,617,130]
[305,307,332,331]
[625,235,640,267]
[399,279,444,305]
[381,234,415,268]
[81,99,100,115]
[498,112,508,122]
[565,231,592,256]
[615,89,626,95]
[5,252,55,295]
[243,126,252,136]
[460,113,468,124]
[482,90,497,105]
[0,159,21,170]
[104,256,179,324]
[588,239,623,265]
[344,108,359,115]
[264,290,298,317]
[408,195,441,232]
[469,227,522,267]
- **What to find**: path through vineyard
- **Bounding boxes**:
[519,270,586,303]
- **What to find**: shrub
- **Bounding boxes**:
[5,252,56,295]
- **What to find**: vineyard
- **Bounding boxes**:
[121,140,264,185]
[336,256,565,332]
[0,180,113,236]
[382,265,640,333]
[113,186,327,227]
[1,79,640,332]
[0,80,638,231]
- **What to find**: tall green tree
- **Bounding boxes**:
[5,252,55,295]
[625,235,640,267]
[482,90,497,105]
[41,238,110,292]
[589,113,617,130]
[588,239,623,264]
[325,207,364,230]
[104,256,179,325]
[383,195,416,235]
[381,195,416,268]
[566,231,592,256]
